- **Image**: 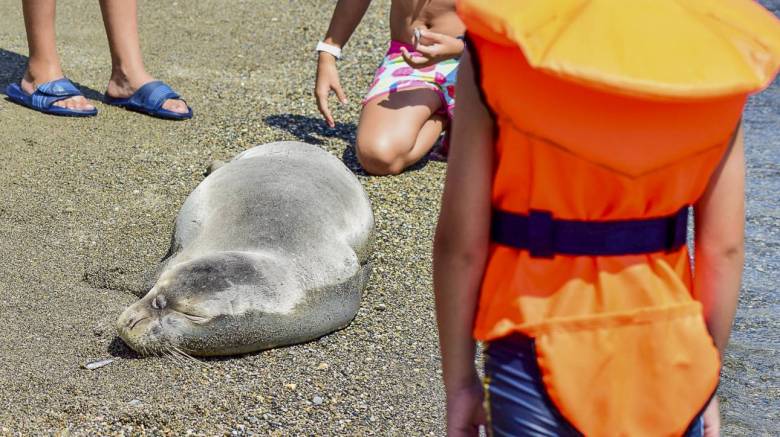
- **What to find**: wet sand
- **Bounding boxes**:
[0,0,777,435]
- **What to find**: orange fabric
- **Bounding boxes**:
[459,18,764,437]
[469,36,740,435]
[533,302,720,435]
[472,39,747,341]
[457,0,780,99]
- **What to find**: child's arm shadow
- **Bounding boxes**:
[263,114,365,174]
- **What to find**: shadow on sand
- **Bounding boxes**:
[263,113,434,175]
[264,113,366,174]
[0,48,103,101]
[107,334,333,365]
[263,113,356,145]
[107,336,142,360]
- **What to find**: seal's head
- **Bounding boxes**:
[116,252,298,357]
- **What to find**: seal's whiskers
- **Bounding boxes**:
[170,345,209,368]
[163,346,187,366]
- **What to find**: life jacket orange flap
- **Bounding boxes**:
[533,302,720,437]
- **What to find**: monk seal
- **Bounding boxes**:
[116,141,374,357]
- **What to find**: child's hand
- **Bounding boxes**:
[703,397,721,437]
[314,52,348,128]
[401,29,465,69]
[445,381,486,437]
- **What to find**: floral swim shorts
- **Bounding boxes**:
[362,40,459,122]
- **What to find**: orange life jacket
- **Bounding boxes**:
[457,1,780,436]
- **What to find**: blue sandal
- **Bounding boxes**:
[104,80,192,120]
[5,78,98,117]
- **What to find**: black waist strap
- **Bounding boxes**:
[491,207,689,258]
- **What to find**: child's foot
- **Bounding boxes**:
[106,71,189,114]
[21,68,95,112]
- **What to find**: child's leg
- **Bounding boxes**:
[356,87,446,175]
[99,0,188,114]
[21,0,94,111]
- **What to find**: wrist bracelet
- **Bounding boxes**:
[316,41,342,60]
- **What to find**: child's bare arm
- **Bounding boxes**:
[315,0,372,127]
[693,125,745,357]
[693,125,745,436]
[433,48,494,435]
[321,0,372,48]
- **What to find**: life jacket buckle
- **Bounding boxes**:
[528,210,555,258]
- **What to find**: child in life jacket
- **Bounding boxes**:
[433,1,780,436]
[314,0,465,175]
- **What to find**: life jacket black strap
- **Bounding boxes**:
[491,207,689,258]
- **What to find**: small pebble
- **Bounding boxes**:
[81,358,114,370]
[128,399,142,407]
[312,396,324,405]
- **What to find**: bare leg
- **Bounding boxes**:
[99,0,187,113]
[356,88,446,175]
[20,0,94,110]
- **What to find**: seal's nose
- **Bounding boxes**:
[151,294,167,310]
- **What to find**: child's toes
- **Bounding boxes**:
[53,96,94,111]
[162,98,188,114]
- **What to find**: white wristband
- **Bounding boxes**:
[316,41,342,60]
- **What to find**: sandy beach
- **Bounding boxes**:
[0,0,777,435]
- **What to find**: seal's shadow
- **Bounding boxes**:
[107,336,142,360]
[263,113,433,175]
[0,49,103,101]
[107,335,332,364]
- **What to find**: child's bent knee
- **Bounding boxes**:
[358,152,405,176]
[356,139,407,175]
